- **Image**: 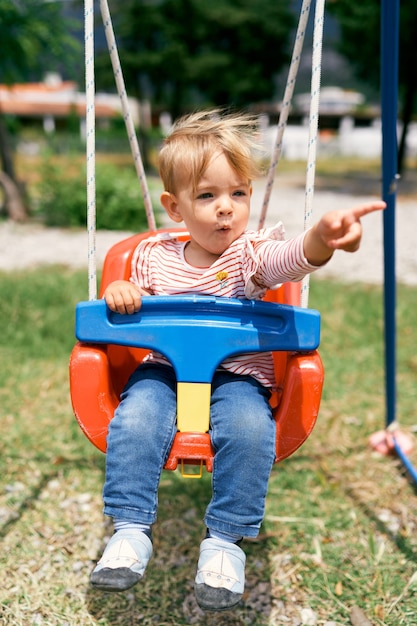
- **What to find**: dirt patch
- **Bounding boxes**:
[2,176,417,285]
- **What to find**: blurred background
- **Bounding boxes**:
[0,0,416,229]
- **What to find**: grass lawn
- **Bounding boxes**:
[1,267,417,625]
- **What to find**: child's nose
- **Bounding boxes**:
[217,197,233,215]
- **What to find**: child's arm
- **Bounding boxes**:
[103,280,149,314]
[303,200,386,266]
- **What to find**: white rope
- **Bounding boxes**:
[84,0,97,300]
[85,0,324,303]
[100,0,156,231]
[300,0,325,308]
[259,0,312,229]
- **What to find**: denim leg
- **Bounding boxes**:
[103,363,177,525]
[205,371,276,538]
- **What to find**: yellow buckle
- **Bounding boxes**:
[180,459,204,479]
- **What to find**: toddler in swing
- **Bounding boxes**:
[90,109,385,611]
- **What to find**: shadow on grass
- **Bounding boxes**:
[320,456,417,565]
[85,472,274,626]
[0,451,103,539]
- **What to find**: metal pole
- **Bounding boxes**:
[380,0,399,428]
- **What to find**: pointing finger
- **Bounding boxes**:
[350,201,386,220]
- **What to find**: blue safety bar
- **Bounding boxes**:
[75,296,320,383]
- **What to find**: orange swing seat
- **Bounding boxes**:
[70,229,324,475]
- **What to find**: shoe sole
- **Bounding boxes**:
[90,567,142,592]
[194,582,242,611]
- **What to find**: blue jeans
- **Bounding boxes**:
[103,363,276,538]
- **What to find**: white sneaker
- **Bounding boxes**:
[90,529,152,592]
[194,537,246,611]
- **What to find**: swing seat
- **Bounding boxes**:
[70,229,324,474]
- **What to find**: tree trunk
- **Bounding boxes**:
[0,115,16,180]
[0,115,30,221]
[0,170,28,222]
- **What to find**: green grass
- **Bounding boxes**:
[1,268,417,625]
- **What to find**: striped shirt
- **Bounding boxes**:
[130,223,319,388]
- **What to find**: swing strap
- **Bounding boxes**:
[99,0,155,231]
[301,0,325,308]
[260,0,312,229]
[83,0,157,300]
[260,0,326,310]
[84,0,97,301]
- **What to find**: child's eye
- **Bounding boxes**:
[197,192,213,200]
[233,190,246,197]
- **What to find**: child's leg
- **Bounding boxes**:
[195,371,276,611]
[206,371,276,538]
[103,363,177,524]
[91,363,177,592]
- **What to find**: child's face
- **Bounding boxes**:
[162,151,251,266]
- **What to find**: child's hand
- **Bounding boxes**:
[103,280,147,314]
[318,200,386,252]
[305,200,386,265]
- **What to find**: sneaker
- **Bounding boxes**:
[90,529,152,592]
[194,537,246,611]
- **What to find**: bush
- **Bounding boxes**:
[37,159,157,231]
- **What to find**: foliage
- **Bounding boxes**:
[0,0,81,83]
[36,158,156,231]
[327,0,417,170]
[96,0,295,115]
[327,0,417,93]
[0,0,82,219]
[326,0,381,88]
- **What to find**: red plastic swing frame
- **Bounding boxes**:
[69,228,324,472]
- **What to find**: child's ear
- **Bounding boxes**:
[160,191,183,223]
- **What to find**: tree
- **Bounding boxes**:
[327,0,417,174]
[96,0,295,118]
[0,0,81,220]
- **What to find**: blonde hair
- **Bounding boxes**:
[158,109,263,194]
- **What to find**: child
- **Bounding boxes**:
[90,109,385,611]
